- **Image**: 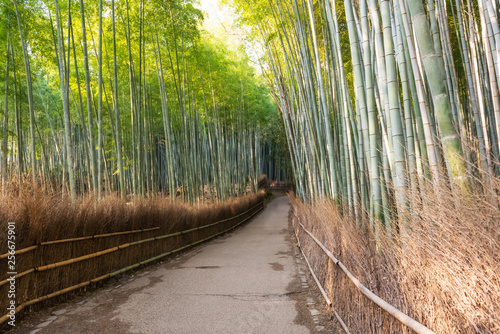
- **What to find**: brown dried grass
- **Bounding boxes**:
[290,178,500,333]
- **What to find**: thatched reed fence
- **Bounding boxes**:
[292,211,434,334]
[0,192,266,327]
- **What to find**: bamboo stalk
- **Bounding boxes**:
[0,245,37,259]
[0,269,34,287]
[36,247,120,272]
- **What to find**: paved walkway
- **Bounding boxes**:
[10,196,323,334]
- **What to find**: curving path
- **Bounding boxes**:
[9,196,332,334]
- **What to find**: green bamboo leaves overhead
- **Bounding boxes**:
[228,0,500,223]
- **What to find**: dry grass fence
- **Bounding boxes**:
[0,189,267,329]
[290,179,500,334]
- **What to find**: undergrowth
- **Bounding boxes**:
[290,178,500,333]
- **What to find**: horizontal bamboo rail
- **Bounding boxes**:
[0,269,34,287]
[0,280,92,326]
[333,310,351,334]
[293,212,436,334]
[36,247,120,272]
[0,201,264,327]
[42,227,161,245]
[0,245,37,260]
[0,227,161,259]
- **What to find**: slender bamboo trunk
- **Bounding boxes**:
[79,0,97,194]
[112,0,124,198]
[13,0,36,186]
[97,0,104,199]
[407,0,469,191]
[2,37,10,195]
[55,0,76,201]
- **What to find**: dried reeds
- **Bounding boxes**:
[290,179,500,334]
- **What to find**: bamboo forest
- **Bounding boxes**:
[0,0,285,203]
[0,0,499,333]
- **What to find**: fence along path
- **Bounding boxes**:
[0,200,264,327]
[5,196,316,334]
[292,212,436,334]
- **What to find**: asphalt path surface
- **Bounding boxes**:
[9,196,332,334]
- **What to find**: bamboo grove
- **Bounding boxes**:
[0,0,288,203]
[227,0,500,226]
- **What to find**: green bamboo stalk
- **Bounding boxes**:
[407,0,469,191]
[2,37,9,195]
[112,0,124,198]
[13,0,36,186]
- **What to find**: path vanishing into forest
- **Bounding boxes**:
[8,196,334,334]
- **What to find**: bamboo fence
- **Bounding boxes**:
[292,211,435,334]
